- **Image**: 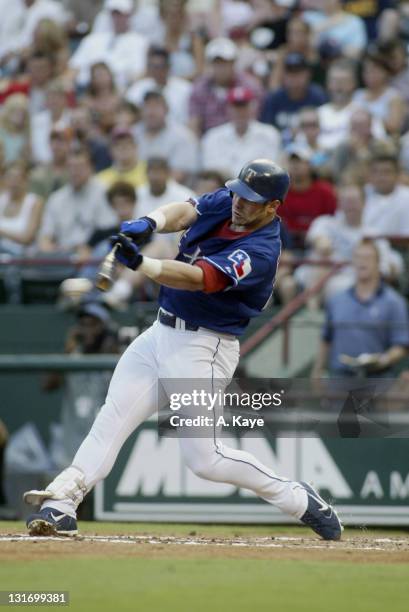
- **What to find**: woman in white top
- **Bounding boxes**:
[353,49,406,137]
[0,160,43,256]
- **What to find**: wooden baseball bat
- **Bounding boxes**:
[95,243,119,291]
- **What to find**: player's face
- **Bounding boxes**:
[232,194,272,228]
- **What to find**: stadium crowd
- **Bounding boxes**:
[1,0,409,376]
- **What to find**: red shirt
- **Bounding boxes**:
[280,180,337,233]
[195,219,251,293]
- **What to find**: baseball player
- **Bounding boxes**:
[24,159,342,540]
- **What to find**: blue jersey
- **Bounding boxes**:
[159,188,281,336]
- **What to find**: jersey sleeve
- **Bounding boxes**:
[201,246,279,290]
[194,260,232,293]
[190,188,231,217]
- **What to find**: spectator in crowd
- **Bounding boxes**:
[137,157,195,218]
[44,301,119,471]
[330,108,384,183]
[378,0,409,47]
[134,90,199,183]
[269,16,319,90]
[193,169,226,196]
[97,127,146,189]
[0,160,44,256]
[115,100,140,131]
[280,144,337,246]
[248,0,293,50]
[26,51,55,116]
[379,40,409,105]
[363,148,409,237]
[29,125,70,200]
[78,180,137,280]
[0,94,31,164]
[126,46,192,126]
[209,0,254,38]
[0,0,69,62]
[32,16,67,55]
[317,59,360,150]
[189,37,263,135]
[260,52,327,142]
[70,106,112,172]
[292,107,330,173]
[38,147,116,254]
[86,180,135,252]
[31,18,76,94]
[0,160,44,302]
[311,239,409,378]
[292,183,404,303]
[70,0,148,90]
[92,0,159,36]
[353,48,406,137]
[149,0,205,79]
[343,0,394,41]
[303,0,367,59]
[201,86,281,177]
[82,62,121,134]
[31,79,72,164]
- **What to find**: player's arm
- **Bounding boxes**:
[112,235,231,292]
[120,201,198,245]
[154,201,198,233]
[144,258,205,291]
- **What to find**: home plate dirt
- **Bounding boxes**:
[2,533,409,563]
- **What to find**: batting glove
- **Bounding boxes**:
[120,217,156,246]
[110,233,143,271]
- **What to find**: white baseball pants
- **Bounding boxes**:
[43,321,307,519]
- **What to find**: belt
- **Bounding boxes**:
[158,308,199,331]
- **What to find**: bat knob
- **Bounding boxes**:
[96,273,113,292]
[95,245,118,292]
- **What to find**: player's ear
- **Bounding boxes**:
[265,199,281,214]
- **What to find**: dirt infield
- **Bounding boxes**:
[2,531,409,564]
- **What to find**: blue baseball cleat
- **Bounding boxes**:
[300,482,343,541]
[26,507,78,537]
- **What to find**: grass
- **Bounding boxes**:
[1,558,409,612]
[1,522,409,612]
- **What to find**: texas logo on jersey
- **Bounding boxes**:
[228,249,252,280]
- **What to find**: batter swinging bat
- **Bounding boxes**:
[95,244,119,291]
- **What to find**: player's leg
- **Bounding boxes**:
[24,323,166,535]
[159,329,308,516]
[162,329,341,539]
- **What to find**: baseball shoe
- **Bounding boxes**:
[300,481,343,541]
[26,507,77,537]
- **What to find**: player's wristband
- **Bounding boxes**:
[139,256,163,279]
[146,210,166,232]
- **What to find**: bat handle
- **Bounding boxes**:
[95,243,119,292]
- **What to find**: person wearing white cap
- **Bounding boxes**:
[70,0,148,91]
[189,37,263,135]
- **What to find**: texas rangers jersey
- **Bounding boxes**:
[159,188,282,335]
